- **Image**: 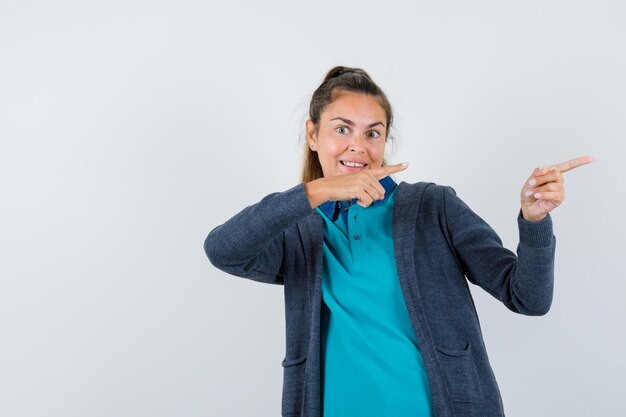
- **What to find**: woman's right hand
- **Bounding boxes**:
[304,162,409,209]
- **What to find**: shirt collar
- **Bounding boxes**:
[317,175,397,220]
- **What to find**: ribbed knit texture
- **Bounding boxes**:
[204,180,557,417]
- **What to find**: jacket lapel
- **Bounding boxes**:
[297,212,323,301]
[296,212,324,416]
[393,181,452,417]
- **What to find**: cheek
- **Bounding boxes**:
[323,143,342,158]
[317,145,340,164]
[369,143,385,158]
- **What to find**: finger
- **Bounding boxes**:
[364,182,384,201]
[532,182,561,194]
[370,162,409,180]
[354,184,381,207]
[524,182,562,198]
[370,172,386,197]
[356,192,374,208]
[532,169,564,187]
[364,170,386,197]
[550,155,595,174]
[532,191,564,201]
[525,166,550,187]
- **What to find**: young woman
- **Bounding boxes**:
[204,66,594,417]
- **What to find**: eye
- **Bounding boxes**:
[368,130,381,138]
[335,126,349,135]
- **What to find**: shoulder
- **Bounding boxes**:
[395,181,469,218]
[397,180,457,202]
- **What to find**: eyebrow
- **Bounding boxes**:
[329,117,385,129]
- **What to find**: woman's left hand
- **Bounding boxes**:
[520,155,595,222]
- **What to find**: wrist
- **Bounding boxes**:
[521,208,547,223]
[304,178,328,209]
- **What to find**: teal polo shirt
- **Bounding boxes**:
[314,176,434,417]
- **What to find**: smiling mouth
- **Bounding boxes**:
[340,160,367,168]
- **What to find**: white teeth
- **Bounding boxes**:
[341,161,365,167]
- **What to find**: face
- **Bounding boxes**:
[306,91,387,178]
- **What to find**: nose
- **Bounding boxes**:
[347,134,365,153]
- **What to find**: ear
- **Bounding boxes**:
[305,119,318,151]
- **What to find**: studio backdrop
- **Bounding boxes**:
[0,1,623,416]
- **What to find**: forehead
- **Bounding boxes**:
[322,92,386,123]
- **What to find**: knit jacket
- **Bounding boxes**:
[204,180,556,417]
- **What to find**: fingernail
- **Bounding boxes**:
[402,162,409,167]
[534,193,541,198]
[525,190,533,197]
[528,179,536,186]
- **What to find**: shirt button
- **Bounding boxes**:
[336,201,341,208]
[353,234,361,240]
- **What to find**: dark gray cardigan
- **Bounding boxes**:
[204,180,556,417]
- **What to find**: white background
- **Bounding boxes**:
[1,1,624,416]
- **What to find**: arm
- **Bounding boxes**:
[204,182,314,285]
[443,186,556,316]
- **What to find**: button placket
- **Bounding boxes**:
[348,205,364,262]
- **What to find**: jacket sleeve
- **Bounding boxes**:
[443,185,556,316]
[204,182,315,285]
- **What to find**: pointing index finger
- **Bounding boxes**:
[371,162,409,179]
[550,155,595,173]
